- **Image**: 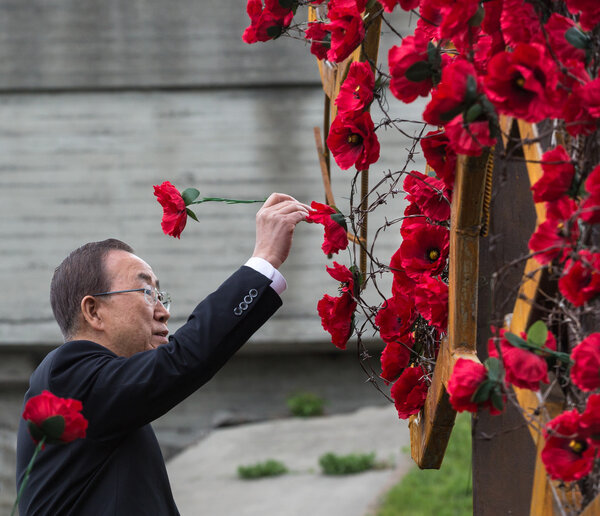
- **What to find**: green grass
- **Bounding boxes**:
[286,391,326,417]
[319,452,376,475]
[237,459,288,479]
[376,412,473,516]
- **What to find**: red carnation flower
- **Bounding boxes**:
[327,111,380,170]
[544,14,587,65]
[325,8,365,63]
[380,333,415,383]
[420,130,456,191]
[582,165,600,223]
[563,78,598,137]
[438,0,480,40]
[391,266,417,299]
[416,0,444,40]
[571,333,600,391]
[580,394,600,444]
[403,171,451,222]
[391,366,429,419]
[447,358,499,414]
[305,22,330,60]
[242,0,294,44]
[531,146,575,203]
[444,116,496,157]
[379,0,418,12]
[306,201,349,255]
[375,294,416,343]
[529,198,579,265]
[414,275,448,332]
[579,78,600,119]
[559,251,600,307]
[317,262,357,349]
[23,390,88,445]
[396,222,449,279]
[154,181,188,238]
[335,61,374,115]
[484,43,559,123]
[388,34,441,104]
[500,0,540,47]
[542,410,597,482]
[565,0,600,31]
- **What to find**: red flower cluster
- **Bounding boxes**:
[306,201,349,255]
[154,181,188,239]
[23,390,88,445]
[391,366,429,419]
[317,262,357,349]
[447,358,505,415]
[242,0,294,44]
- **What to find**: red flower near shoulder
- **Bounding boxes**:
[396,223,449,279]
[327,111,380,170]
[154,181,187,238]
[380,333,415,383]
[542,410,597,482]
[484,43,560,123]
[317,262,357,349]
[335,61,374,115]
[531,146,575,203]
[571,333,600,391]
[306,201,349,255]
[242,0,294,44]
[23,391,88,445]
[559,251,600,307]
[404,171,451,222]
[391,366,429,419]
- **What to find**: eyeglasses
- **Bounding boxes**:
[91,287,172,312]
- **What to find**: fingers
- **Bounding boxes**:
[261,193,311,213]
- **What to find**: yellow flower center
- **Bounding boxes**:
[347,134,362,145]
[428,249,440,262]
[568,439,585,455]
[516,77,525,88]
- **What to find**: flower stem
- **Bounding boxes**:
[11,436,46,516]
[190,197,266,205]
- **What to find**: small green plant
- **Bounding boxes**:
[286,391,326,417]
[237,459,288,479]
[319,452,376,475]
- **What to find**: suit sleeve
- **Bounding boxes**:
[47,266,282,441]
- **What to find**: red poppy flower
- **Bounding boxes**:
[559,251,600,307]
[335,61,374,115]
[414,275,448,332]
[542,410,597,482]
[317,262,357,349]
[500,0,540,47]
[391,366,429,419]
[488,328,556,391]
[565,0,600,31]
[416,0,444,40]
[582,165,600,223]
[388,34,441,104]
[154,181,188,238]
[571,333,600,391]
[543,14,587,65]
[380,333,415,383]
[375,294,416,343]
[580,394,600,444]
[306,201,349,255]
[326,111,380,170]
[379,0,419,11]
[420,130,456,191]
[563,78,599,137]
[242,0,294,44]
[403,171,451,222]
[23,390,88,445]
[437,0,480,40]
[444,116,496,157]
[305,22,330,60]
[448,358,497,414]
[579,78,600,120]
[399,202,427,238]
[531,146,575,203]
[390,265,417,299]
[325,7,365,63]
[529,198,579,265]
[397,222,449,279]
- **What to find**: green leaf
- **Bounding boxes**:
[41,415,65,441]
[404,61,432,83]
[181,188,200,206]
[278,0,295,9]
[485,357,503,383]
[330,212,348,231]
[527,320,548,349]
[439,104,465,123]
[471,380,494,404]
[565,27,591,50]
[186,208,199,222]
[27,421,45,443]
[468,5,485,27]
[465,103,483,123]
[465,75,478,105]
[504,332,529,350]
[427,42,441,70]
[266,25,283,39]
[490,387,504,412]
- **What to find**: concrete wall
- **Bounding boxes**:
[0,2,425,511]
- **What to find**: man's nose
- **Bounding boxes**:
[154,302,170,323]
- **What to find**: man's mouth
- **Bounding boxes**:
[153,330,169,345]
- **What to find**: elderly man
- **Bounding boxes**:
[16,193,309,515]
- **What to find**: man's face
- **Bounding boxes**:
[98,250,170,357]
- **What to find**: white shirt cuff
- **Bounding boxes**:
[244,257,287,296]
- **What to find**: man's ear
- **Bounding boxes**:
[80,295,104,331]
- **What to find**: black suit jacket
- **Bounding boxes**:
[16,266,282,515]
